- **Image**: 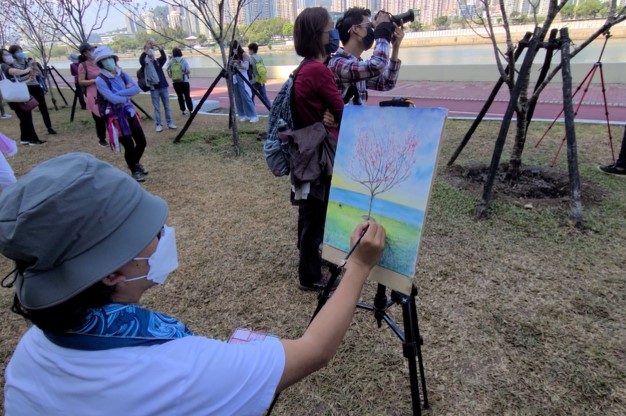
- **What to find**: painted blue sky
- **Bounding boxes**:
[333,106,447,210]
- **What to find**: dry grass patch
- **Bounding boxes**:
[0,97,625,415]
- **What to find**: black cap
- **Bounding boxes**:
[79,42,93,54]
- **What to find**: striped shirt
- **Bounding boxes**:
[327,38,401,104]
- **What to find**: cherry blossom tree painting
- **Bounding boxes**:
[322,106,447,295]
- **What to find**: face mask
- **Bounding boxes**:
[147,48,155,57]
[3,55,13,64]
[362,27,375,51]
[126,225,179,285]
[325,28,340,55]
[101,58,116,72]
[14,52,25,60]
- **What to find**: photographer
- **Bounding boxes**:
[328,8,404,105]
[230,40,258,123]
[139,39,176,132]
[1,152,385,415]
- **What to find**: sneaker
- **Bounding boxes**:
[249,116,259,123]
[135,163,149,175]
[298,275,341,292]
[132,171,146,182]
[239,116,249,122]
[155,125,163,132]
[598,163,626,177]
[98,139,108,147]
[1,113,11,119]
[20,140,30,145]
[47,128,57,134]
[28,139,47,145]
[167,123,177,129]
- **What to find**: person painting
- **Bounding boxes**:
[0,152,385,415]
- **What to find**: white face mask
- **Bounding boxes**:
[3,55,13,65]
[126,225,178,284]
[147,48,155,57]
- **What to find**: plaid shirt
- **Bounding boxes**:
[327,38,401,104]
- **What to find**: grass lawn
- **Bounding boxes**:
[0,94,624,415]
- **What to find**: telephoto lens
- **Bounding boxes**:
[391,10,415,25]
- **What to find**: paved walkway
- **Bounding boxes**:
[180,77,626,124]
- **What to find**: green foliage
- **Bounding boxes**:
[408,20,423,31]
[240,17,290,45]
[575,0,605,18]
[282,23,294,38]
[560,4,576,19]
[434,16,449,29]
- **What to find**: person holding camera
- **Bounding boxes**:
[230,40,258,123]
[139,39,176,132]
[328,8,404,105]
[1,152,385,415]
[7,45,57,135]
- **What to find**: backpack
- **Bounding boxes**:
[252,56,267,85]
[169,59,184,82]
[136,66,150,92]
[263,64,304,177]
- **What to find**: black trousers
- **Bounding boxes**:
[92,113,106,140]
[27,84,52,130]
[172,81,193,112]
[75,81,86,109]
[617,126,626,167]
[297,194,330,286]
[118,115,147,173]
[8,102,39,142]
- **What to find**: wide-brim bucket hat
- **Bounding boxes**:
[0,153,168,309]
[92,46,116,64]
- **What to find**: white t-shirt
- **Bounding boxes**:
[5,326,285,416]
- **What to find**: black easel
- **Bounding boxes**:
[313,270,428,416]
[173,66,271,143]
[534,30,615,165]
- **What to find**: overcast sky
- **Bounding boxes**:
[85,1,162,32]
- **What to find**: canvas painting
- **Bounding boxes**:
[322,106,447,295]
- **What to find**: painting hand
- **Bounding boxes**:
[349,221,385,271]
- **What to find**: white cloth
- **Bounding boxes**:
[0,152,16,191]
[5,326,285,416]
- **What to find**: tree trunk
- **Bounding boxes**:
[476,28,543,218]
[560,28,584,227]
[367,194,374,219]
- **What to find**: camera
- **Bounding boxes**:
[390,10,415,25]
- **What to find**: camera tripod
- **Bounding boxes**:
[173,66,271,143]
[45,66,152,122]
[534,30,616,165]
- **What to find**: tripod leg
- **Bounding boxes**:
[400,285,429,413]
[597,65,615,161]
[70,89,78,122]
[48,70,68,106]
[174,70,225,143]
[131,99,153,120]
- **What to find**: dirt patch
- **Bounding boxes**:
[444,162,606,208]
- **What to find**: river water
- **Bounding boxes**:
[52,38,626,69]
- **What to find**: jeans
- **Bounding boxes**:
[173,82,193,112]
[251,82,271,109]
[232,75,257,119]
[149,87,173,126]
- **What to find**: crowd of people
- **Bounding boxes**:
[0,6,624,415]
